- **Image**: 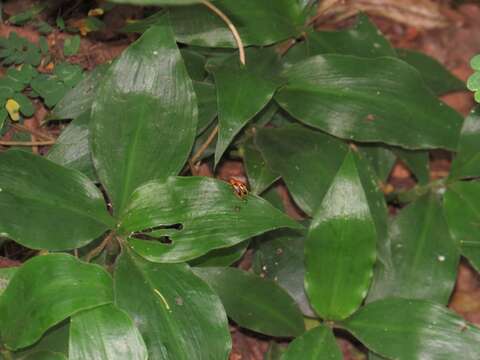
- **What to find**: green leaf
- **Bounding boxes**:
[450,107,480,180]
[253,229,314,316]
[255,124,348,216]
[0,254,113,350]
[275,55,463,150]
[63,35,81,57]
[119,176,302,262]
[54,63,84,88]
[242,139,279,195]
[397,48,465,95]
[12,322,69,360]
[114,249,231,359]
[194,267,305,337]
[358,144,396,183]
[209,48,281,166]
[394,148,430,185]
[46,113,96,180]
[30,75,67,108]
[0,150,114,250]
[189,240,249,267]
[7,4,45,25]
[342,298,480,360]
[444,181,480,272]
[0,267,17,296]
[282,325,342,360]
[91,17,197,215]
[168,0,306,47]
[7,64,37,85]
[193,81,217,135]
[264,342,286,360]
[298,14,395,60]
[367,193,459,304]
[12,93,35,117]
[181,49,206,81]
[52,64,108,120]
[305,151,377,320]
[69,304,147,360]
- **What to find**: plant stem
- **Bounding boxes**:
[190,125,219,166]
[85,231,115,262]
[0,140,55,146]
[201,0,245,65]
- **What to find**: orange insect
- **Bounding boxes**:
[229,178,249,199]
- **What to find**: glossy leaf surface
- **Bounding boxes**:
[0,267,17,296]
[114,250,231,359]
[194,267,304,337]
[0,254,113,350]
[253,229,313,316]
[305,151,377,320]
[189,240,249,267]
[91,18,197,214]
[450,107,480,179]
[358,145,396,182]
[444,181,480,271]
[343,298,480,360]
[256,124,348,215]
[46,113,96,180]
[0,150,113,250]
[367,194,458,304]
[282,325,342,360]
[242,139,279,195]
[169,0,305,47]
[276,55,462,150]
[69,304,147,360]
[119,176,302,262]
[193,81,217,135]
[209,48,281,166]
[397,48,465,95]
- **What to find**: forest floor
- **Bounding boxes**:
[0,1,479,359]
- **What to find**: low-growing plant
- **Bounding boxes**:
[0,1,479,359]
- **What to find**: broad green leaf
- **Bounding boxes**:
[181,49,206,81]
[276,55,463,150]
[46,113,96,181]
[305,151,377,320]
[450,107,480,179]
[13,322,69,360]
[194,267,305,337]
[169,0,306,47]
[242,139,279,195]
[69,304,147,360]
[367,194,459,304]
[0,150,113,250]
[394,148,430,184]
[30,75,68,108]
[193,81,217,135]
[307,14,395,58]
[282,325,342,360]
[119,176,302,262]
[189,240,249,267]
[53,64,108,120]
[342,298,480,360]
[12,93,35,117]
[209,48,281,166]
[114,249,231,360]
[91,17,197,215]
[444,181,480,272]
[397,48,465,95]
[0,254,113,350]
[358,145,396,182]
[0,267,17,296]
[256,124,348,216]
[253,229,314,316]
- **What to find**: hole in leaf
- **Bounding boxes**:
[130,223,182,246]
